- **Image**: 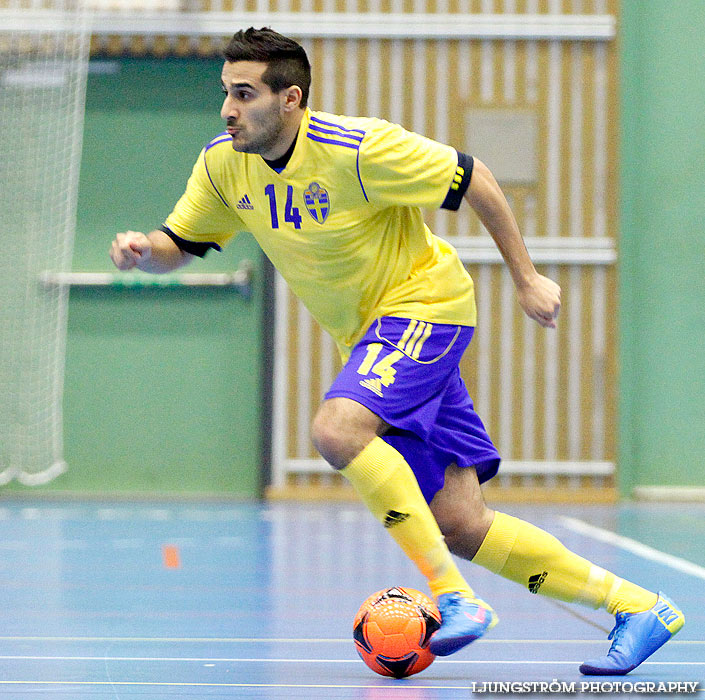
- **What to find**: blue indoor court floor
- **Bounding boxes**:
[0,499,702,699]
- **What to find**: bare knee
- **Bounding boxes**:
[430,465,495,560]
[440,507,495,560]
[310,412,354,469]
[311,398,386,469]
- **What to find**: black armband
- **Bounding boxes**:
[440,152,474,211]
[159,225,221,258]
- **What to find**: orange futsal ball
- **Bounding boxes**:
[353,587,441,678]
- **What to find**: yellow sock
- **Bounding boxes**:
[341,437,473,599]
[472,512,657,614]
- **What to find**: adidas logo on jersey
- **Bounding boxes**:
[236,194,254,210]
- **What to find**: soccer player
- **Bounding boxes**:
[109,27,684,673]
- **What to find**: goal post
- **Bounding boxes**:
[0,0,89,485]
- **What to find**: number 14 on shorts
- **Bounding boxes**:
[357,320,434,380]
[357,344,403,388]
[355,320,435,397]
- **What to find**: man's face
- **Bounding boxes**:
[220,61,286,158]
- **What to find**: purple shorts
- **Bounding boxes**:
[325,317,501,503]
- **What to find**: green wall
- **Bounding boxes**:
[619,1,705,494]
[10,58,265,498]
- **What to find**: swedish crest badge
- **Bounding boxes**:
[303,182,330,224]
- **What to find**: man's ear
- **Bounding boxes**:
[282,85,303,111]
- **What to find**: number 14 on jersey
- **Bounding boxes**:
[264,184,302,229]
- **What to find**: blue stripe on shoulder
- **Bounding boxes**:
[309,115,366,136]
[308,122,363,143]
[205,132,231,151]
[306,133,362,150]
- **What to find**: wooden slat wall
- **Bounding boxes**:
[270,2,619,501]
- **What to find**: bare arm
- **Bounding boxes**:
[463,158,561,328]
[110,229,194,274]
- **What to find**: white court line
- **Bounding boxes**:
[0,672,703,691]
[0,682,512,689]
[560,517,705,581]
[0,636,351,643]
[0,656,703,664]
[0,636,701,644]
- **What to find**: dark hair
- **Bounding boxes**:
[223,27,311,108]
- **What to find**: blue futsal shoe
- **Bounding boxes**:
[580,592,685,675]
[428,592,497,656]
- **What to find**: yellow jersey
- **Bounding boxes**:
[163,108,476,360]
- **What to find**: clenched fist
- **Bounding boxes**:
[110,231,153,270]
[516,273,562,329]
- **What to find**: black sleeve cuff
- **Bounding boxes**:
[159,225,221,258]
[440,152,474,211]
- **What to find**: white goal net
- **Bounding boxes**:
[0,0,89,485]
